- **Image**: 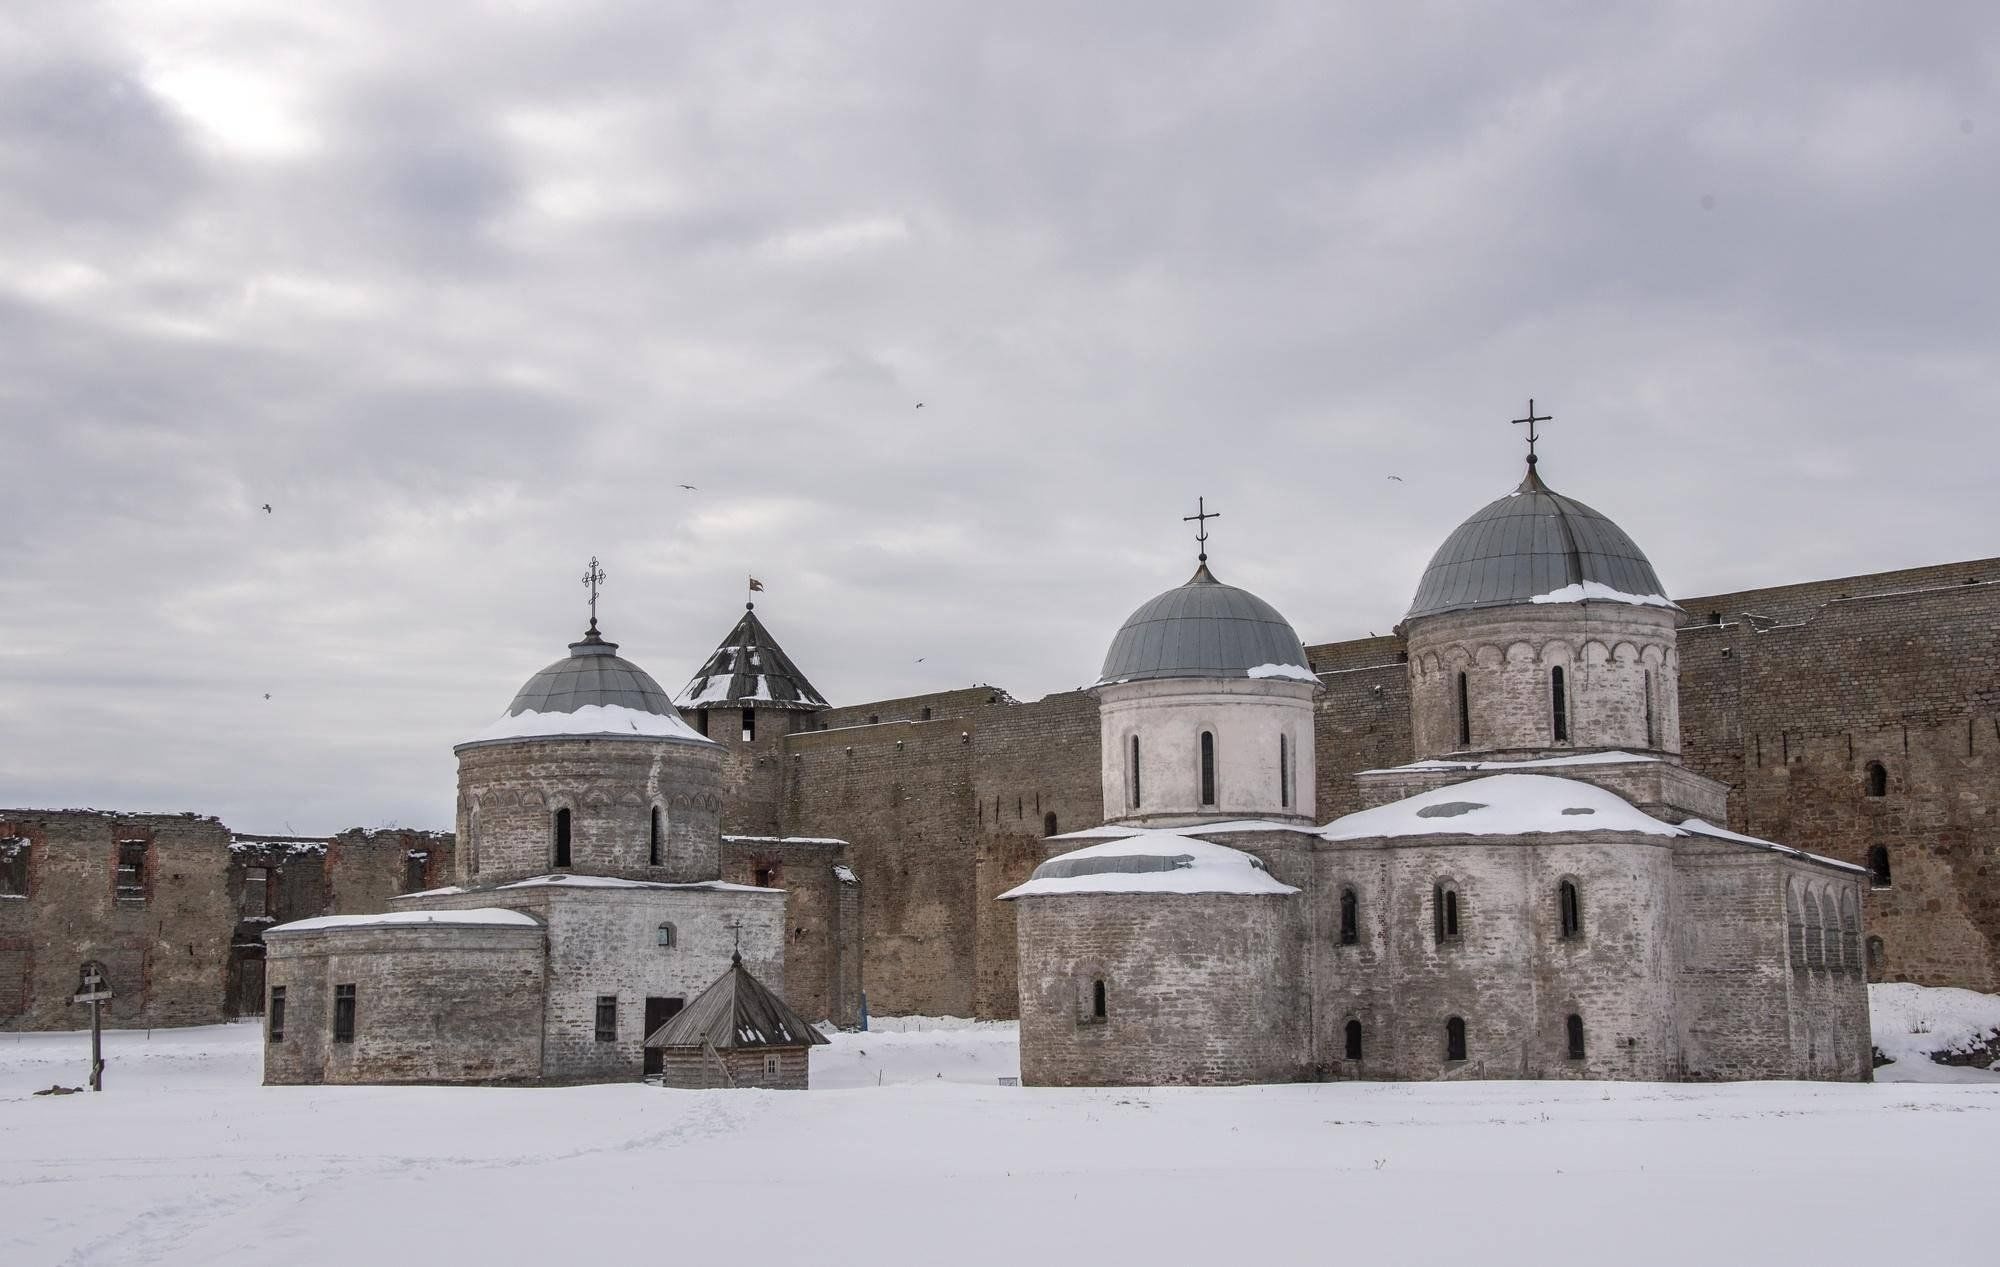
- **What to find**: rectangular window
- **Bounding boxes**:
[0,836,28,896]
[595,995,618,1043]
[1643,670,1656,748]
[763,1053,782,1078]
[240,865,271,914]
[403,851,429,893]
[741,708,756,742]
[1551,666,1569,743]
[116,840,147,902]
[1129,735,1142,809]
[693,709,709,737]
[268,986,287,1042]
[1279,734,1290,808]
[1457,671,1471,747]
[333,983,356,1043]
[1199,732,1216,806]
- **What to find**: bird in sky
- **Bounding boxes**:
[263,693,271,700]
[1385,475,1403,483]
[915,657,926,663]
[677,484,697,491]
[914,402,924,409]
[260,503,273,512]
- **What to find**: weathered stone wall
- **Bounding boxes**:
[1013,892,1299,1086]
[262,921,546,1086]
[719,835,862,1026]
[1096,678,1317,827]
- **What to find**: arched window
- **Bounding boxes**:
[648,806,664,867]
[1129,735,1142,809]
[1551,665,1569,743]
[1841,893,1860,974]
[1566,1013,1585,1060]
[1344,1018,1363,1061]
[1339,888,1359,946]
[1865,761,1887,798]
[1820,892,1842,971]
[1445,1016,1467,1062]
[1092,979,1107,1020]
[1043,811,1059,837]
[656,922,677,948]
[1868,845,1892,888]
[1199,731,1216,806]
[1456,671,1471,747]
[1787,884,1806,966]
[1279,734,1290,809]
[1805,893,1824,968]
[1433,882,1460,943]
[553,807,572,869]
[1558,879,1581,940]
[1866,935,1885,980]
[467,807,479,874]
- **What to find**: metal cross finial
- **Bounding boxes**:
[1511,398,1552,466]
[1183,496,1221,563]
[581,556,606,633]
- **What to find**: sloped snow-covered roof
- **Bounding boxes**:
[1678,819,1868,873]
[999,832,1299,899]
[1046,818,1302,841]
[1361,751,1660,775]
[645,953,830,1050]
[267,908,542,935]
[459,625,713,750]
[1318,774,1681,840]
[676,604,827,711]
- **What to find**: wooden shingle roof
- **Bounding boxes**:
[645,954,831,1050]
[675,605,827,712]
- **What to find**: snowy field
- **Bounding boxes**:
[2,993,1995,1267]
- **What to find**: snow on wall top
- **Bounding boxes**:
[999,832,1299,899]
[267,908,542,935]
[1677,819,1868,873]
[1530,581,1676,608]
[1361,751,1661,775]
[1319,773,1682,840]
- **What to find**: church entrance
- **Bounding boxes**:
[643,996,684,1075]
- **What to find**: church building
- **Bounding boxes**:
[1004,440,1874,1085]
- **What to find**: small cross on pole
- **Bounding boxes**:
[581,556,606,633]
[1182,497,1221,564]
[1511,399,1552,467]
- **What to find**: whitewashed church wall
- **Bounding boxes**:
[1096,678,1318,826]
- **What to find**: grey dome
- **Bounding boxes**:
[505,628,677,717]
[1406,465,1677,622]
[1097,563,1313,686]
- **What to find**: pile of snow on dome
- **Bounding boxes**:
[999,832,1298,899]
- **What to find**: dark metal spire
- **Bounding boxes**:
[580,556,606,639]
[1182,496,1220,564]
[1511,398,1552,471]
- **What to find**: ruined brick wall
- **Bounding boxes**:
[719,835,862,1026]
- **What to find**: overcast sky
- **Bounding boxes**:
[3,1,1996,834]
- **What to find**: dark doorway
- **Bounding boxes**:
[643,996,684,1075]
[228,943,266,1018]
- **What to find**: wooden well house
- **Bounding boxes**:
[645,952,829,1089]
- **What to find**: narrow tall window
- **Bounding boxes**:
[1644,670,1656,747]
[1868,845,1892,889]
[595,995,617,1042]
[553,807,572,869]
[1199,731,1216,806]
[649,806,663,867]
[754,865,777,888]
[1446,1016,1467,1061]
[657,922,677,948]
[0,836,28,896]
[1344,1018,1363,1061]
[1339,888,1359,946]
[1566,1013,1585,1060]
[741,707,756,742]
[333,983,356,1043]
[1092,979,1107,1020]
[693,709,709,737]
[1866,935,1885,979]
[1805,897,1824,968]
[1129,735,1142,809]
[1841,895,1860,974]
[1434,883,1460,942]
[1456,671,1471,747]
[1279,734,1290,809]
[1865,761,1887,798]
[1043,811,1059,837]
[1558,880,1581,940]
[403,851,428,893]
[115,840,147,902]
[268,986,286,1042]
[242,865,271,914]
[1551,666,1569,743]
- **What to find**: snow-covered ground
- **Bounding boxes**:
[1,989,1994,1267]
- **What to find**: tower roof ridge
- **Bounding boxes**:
[676,605,828,711]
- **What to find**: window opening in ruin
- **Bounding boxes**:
[595,995,618,1043]
[1129,735,1142,809]
[869,714,880,725]
[1456,671,1471,747]
[755,865,777,888]
[657,922,677,948]
[1092,979,1106,1020]
[242,865,271,915]
[1043,811,1059,837]
[403,851,428,893]
[1434,883,1460,943]
[1558,880,1581,940]
[116,840,147,902]
[1199,731,1216,806]
[1868,845,1892,889]
[1866,936,1885,980]
[921,706,932,721]
[1344,1018,1363,1060]
[742,708,756,742]
[1279,734,1290,808]
[553,807,573,869]
[1644,670,1656,748]
[0,835,26,896]
[649,807,664,867]
[1446,1015,1467,1061]
[1551,665,1569,743]
[333,983,356,1043]
[1865,762,1887,798]
[1339,888,1359,946]
[1566,1013,1585,1060]
[268,986,286,1042]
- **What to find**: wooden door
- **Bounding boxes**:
[643,997,684,1075]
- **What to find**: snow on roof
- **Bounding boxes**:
[1044,818,1302,842]
[390,884,468,900]
[497,874,773,893]
[267,908,541,935]
[721,834,849,846]
[1319,774,1681,841]
[1530,580,1678,609]
[999,832,1298,900]
[461,703,712,747]
[1678,819,1869,874]
[1361,751,1661,775]
[1246,662,1320,683]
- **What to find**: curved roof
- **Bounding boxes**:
[1405,464,1678,622]
[998,832,1299,899]
[1097,563,1314,686]
[676,604,827,711]
[459,626,712,750]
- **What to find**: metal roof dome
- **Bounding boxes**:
[1096,562,1315,686]
[504,626,679,717]
[1405,463,1678,622]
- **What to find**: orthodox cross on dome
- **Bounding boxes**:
[1511,398,1552,467]
[1183,496,1220,564]
[581,556,606,634]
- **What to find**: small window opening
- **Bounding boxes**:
[1446,1015,1467,1062]
[1434,883,1460,943]
[868,713,879,725]
[242,865,272,914]
[116,840,147,901]
[268,986,286,1042]
[0,836,28,896]
[1551,665,1569,743]
[1092,979,1106,1020]
[1043,811,1059,837]
[1129,735,1142,809]
[1199,731,1216,806]
[921,706,932,721]
[553,807,572,869]
[1339,888,1358,946]
[1456,670,1471,747]
[1868,845,1892,889]
[649,806,663,867]
[1864,762,1887,798]
[1279,733,1290,809]
[1344,1018,1363,1061]
[693,709,709,737]
[656,922,677,948]
[1866,935,1885,979]
[1566,1013,1585,1060]
[1558,879,1581,940]
[764,1053,782,1078]
[755,865,778,889]
[333,983,356,1044]
[595,995,617,1043]
[1644,670,1656,748]
[741,707,756,742]
[403,851,428,893]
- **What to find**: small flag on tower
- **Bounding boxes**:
[748,576,765,592]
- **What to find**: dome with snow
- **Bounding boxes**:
[1405,463,1679,622]
[999,831,1299,899]
[1096,562,1314,687]
[457,626,712,750]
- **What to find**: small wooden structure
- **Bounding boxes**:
[645,953,828,1089]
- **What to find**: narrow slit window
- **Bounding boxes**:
[1043,811,1059,837]
[1551,665,1569,743]
[1456,670,1471,747]
[1644,670,1656,747]
[1446,1016,1467,1061]
[333,983,356,1044]
[1868,845,1892,889]
[1279,733,1290,809]
[1559,880,1581,940]
[1199,731,1216,806]
[595,995,618,1043]
[268,986,286,1042]
[1091,979,1106,1020]
[1865,762,1887,798]
[1434,883,1460,943]
[1566,1013,1585,1060]
[553,807,572,869]
[741,707,756,742]
[649,806,663,867]
[1344,1018,1363,1061]
[1339,888,1358,946]
[1130,735,1142,809]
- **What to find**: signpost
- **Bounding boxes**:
[71,961,111,1092]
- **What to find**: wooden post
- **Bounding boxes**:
[89,997,103,1092]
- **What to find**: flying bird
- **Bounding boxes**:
[1385,476,1403,483]
[915,657,926,663]
[263,693,271,700]
[260,503,273,512]
[914,402,924,409]
[677,484,697,491]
